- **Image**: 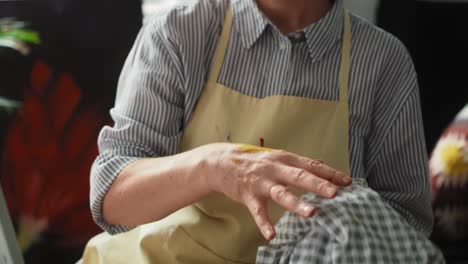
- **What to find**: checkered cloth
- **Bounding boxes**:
[256,179,445,264]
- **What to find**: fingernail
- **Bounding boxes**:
[301,204,314,216]
[327,186,337,197]
[336,172,346,178]
[265,227,273,239]
[342,176,352,184]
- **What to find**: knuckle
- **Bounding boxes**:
[250,174,263,185]
[271,185,288,202]
[317,181,330,193]
[272,149,288,159]
[248,162,267,175]
[291,169,307,183]
[248,176,264,193]
[243,164,260,181]
[240,175,254,193]
[250,204,265,224]
[242,173,253,185]
[241,163,272,194]
[276,149,288,155]
[309,159,323,168]
[253,206,262,218]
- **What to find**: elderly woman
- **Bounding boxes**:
[82,0,433,263]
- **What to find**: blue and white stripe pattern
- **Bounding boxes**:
[90,0,433,236]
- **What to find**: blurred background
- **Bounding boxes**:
[0,0,466,263]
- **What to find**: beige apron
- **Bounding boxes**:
[83,7,352,264]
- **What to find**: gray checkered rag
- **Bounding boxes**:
[256,179,445,264]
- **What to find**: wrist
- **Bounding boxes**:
[189,143,230,194]
[182,146,215,196]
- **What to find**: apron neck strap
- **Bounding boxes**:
[338,9,351,102]
[209,7,352,103]
[208,5,234,83]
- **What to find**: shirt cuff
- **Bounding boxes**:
[90,154,140,235]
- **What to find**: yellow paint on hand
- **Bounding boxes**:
[237,144,272,153]
[231,158,242,164]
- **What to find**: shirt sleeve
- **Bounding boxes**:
[366,42,434,236]
[89,18,186,235]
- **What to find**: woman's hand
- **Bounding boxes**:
[195,143,352,240]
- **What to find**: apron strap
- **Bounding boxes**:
[208,5,234,83]
[338,9,351,102]
[209,6,351,102]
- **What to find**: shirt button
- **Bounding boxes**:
[280,43,287,49]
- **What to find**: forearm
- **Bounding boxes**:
[93,17,192,231]
[102,149,212,227]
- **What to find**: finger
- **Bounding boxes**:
[269,184,316,217]
[269,163,339,198]
[246,198,275,240]
[272,150,352,186]
[250,177,316,218]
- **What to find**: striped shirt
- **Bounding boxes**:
[90,0,433,236]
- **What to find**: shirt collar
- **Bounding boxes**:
[304,0,344,61]
[231,0,345,61]
[231,0,268,49]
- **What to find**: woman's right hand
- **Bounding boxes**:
[194,143,352,240]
